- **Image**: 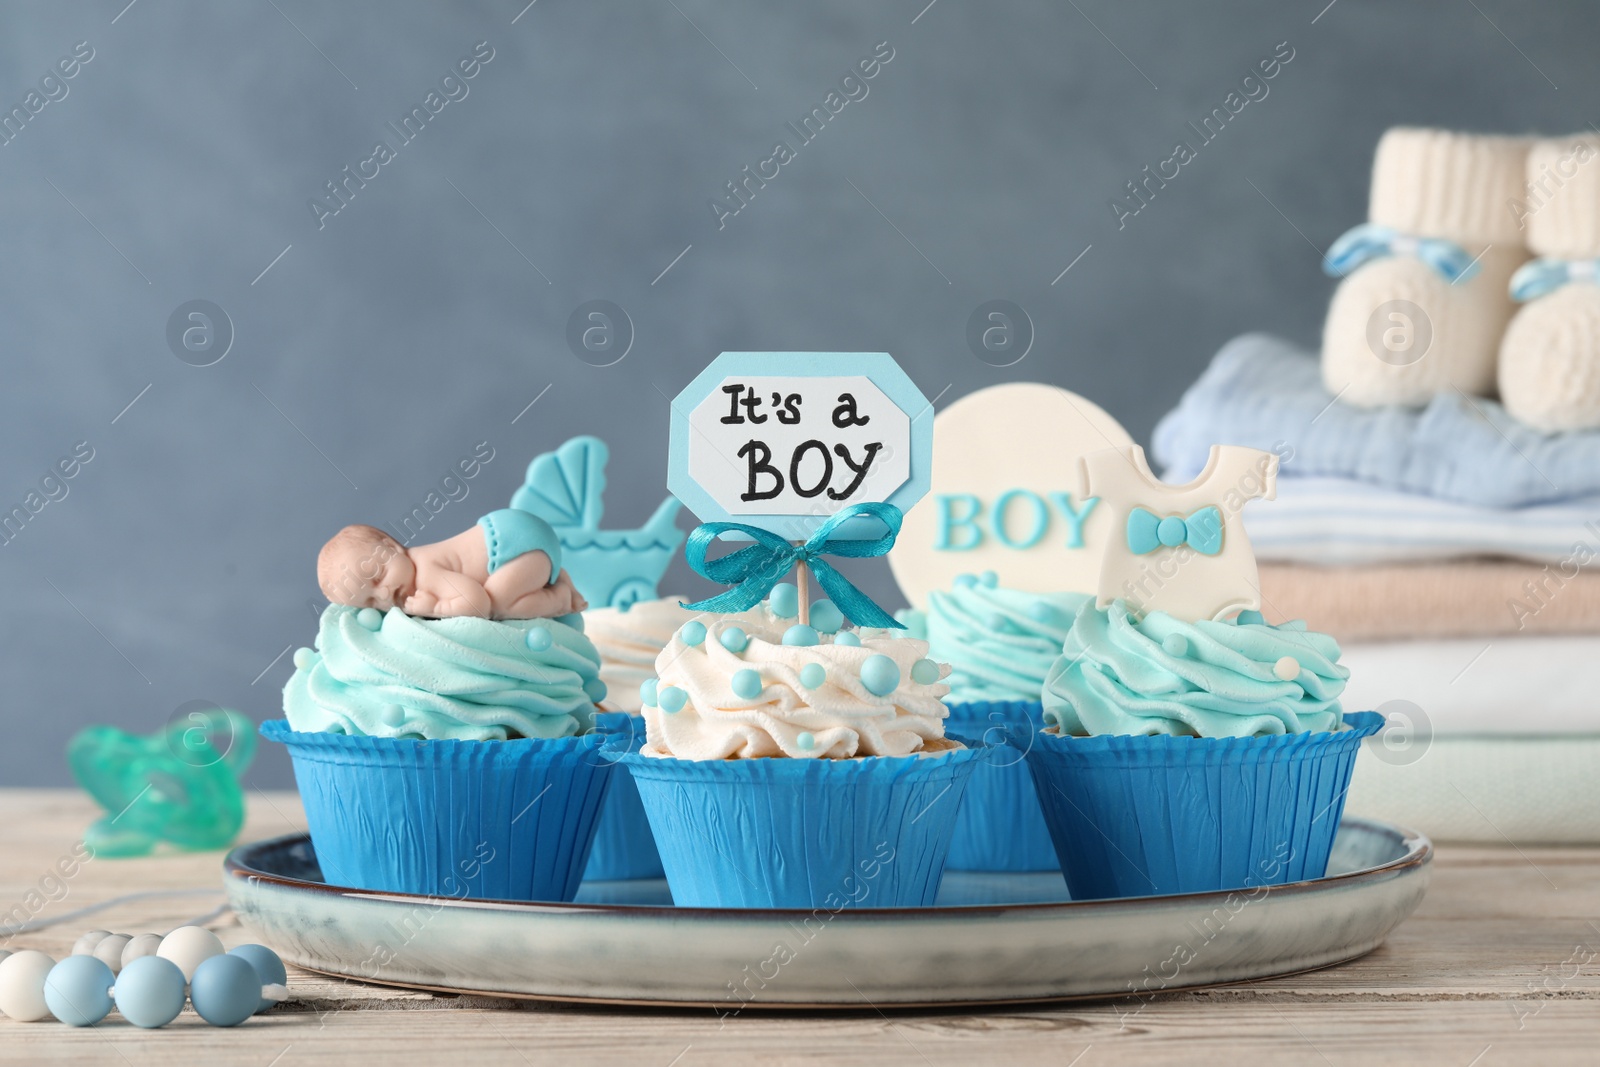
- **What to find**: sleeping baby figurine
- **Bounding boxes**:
[317,509,587,620]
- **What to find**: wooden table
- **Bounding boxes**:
[1,790,1596,1065]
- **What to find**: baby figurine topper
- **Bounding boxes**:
[318,508,588,620]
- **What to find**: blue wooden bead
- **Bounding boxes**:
[228,945,287,1014]
[44,956,114,1026]
[189,954,260,1027]
[112,956,186,1029]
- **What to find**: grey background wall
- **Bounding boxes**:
[2,0,1594,788]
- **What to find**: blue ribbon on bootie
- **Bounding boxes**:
[1510,257,1600,302]
[1127,505,1223,556]
[1322,223,1480,284]
[680,502,905,629]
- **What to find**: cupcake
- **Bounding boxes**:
[899,571,1089,873]
[508,435,689,882]
[1026,600,1381,899]
[264,509,614,902]
[618,593,983,908]
[585,598,697,714]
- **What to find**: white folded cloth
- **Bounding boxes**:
[1340,635,1600,734]
[1346,735,1600,844]
[1244,476,1600,566]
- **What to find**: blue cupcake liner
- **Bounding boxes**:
[942,702,1061,873]
[261,721,612,901]
[582,714,665,881]
[612,736,985,909]
[1023,711,1383,900]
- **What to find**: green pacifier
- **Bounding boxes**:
[67,705,256,857]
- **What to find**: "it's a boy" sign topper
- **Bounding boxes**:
[668,353,932,539]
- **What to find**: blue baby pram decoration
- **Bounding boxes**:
[511,436,683,609]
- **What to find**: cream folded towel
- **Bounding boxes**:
[1258,559,1600,641]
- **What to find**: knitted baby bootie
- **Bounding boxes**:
[1498,135,1600,432]
[1322,128,1531,406]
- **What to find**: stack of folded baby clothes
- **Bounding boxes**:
[1150,127,1600,844]
[1154,333,1600,843]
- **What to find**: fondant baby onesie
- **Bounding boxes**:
[1079,444,1278,621]
[478,509,563,582]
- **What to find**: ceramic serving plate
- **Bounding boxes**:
[223,817,1430,1009]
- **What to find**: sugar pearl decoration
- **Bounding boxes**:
[799,663,826,689]
[189,954,261,1027]
[1162,633,1188,657]
[0,950,57,1021]
[860,655,901,697]
[114,955,186,1029]
[832,631,861,647]
[1236,609,1266,627]
[356,607,384,630]
[769,583,799,619]
[640,678,659,706]
[1273,656,1301,681]
[979,570,999,588]
[679,620,707,647]
[525,627,553,652]
[808,600,844,634]
[657,686,688,713]
[292,647,314,669]
[910,659,941,685]
[44,955,114,1026]
[731,669,763,700]
[953,573,977,589]
[782,624,819,647]
[796,731,816,751]
[156,925,224,982]
[380,705,406,728]
[121,933,163,969]
[719,626,750,653]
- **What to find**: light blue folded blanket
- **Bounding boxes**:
[1152,333,1600,508]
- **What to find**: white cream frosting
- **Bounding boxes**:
[642,606,955,760]
[584,597,698,714]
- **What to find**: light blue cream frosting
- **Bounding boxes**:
[897,576,1090,704]
[283,605,604,740]
[1042,600,1348,738]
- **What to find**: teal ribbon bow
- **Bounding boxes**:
[1323,223,1480,285]
[1510,257,1600,302]
[1126,505,1223,556]
[681,502,905,629]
